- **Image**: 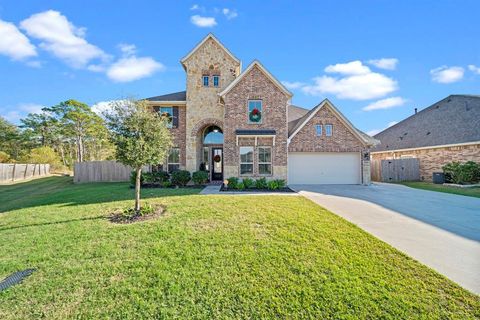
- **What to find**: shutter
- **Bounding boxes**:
[172,107,179,128]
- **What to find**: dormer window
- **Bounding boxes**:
[202,75,209,87]
[213,75,219,87]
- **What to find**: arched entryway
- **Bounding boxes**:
[201,125,224,181]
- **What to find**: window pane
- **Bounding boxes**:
[213,76,219,87]
[168,164,180,173]
[259,147,271,162]
[240,147,253,163]
[240,164,253,175]
[160,107,173,128]
[316,125,322,136]
[168,148,179,163]
[203,76,209,86]
[259,164,272,175]
[326,124,332,136]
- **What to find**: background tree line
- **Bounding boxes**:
[0,99,114,171]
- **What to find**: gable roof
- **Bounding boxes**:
[145,91,186,102]
[372,95,480,152]
[219,60,293,98]
[180,33,240,69]
[288,99,379,146]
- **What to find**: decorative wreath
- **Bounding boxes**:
[213,154,221,163]
[249,108,262,123]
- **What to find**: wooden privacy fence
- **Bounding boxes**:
[74,161,150,183]
[0,163,50,183]
[371,158,420,182]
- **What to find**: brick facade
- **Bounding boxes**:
[222,65,289,180]
[371,143,480,181]
[171,106,187,167]
[289,105,365,152]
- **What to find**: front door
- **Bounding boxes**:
[211,148,223,181]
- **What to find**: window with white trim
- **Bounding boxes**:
[239,146,254,175]
[258,147,272,175]
[315,124,322,136]
[325,124,333,136]
[202,75,209,87]
[167,148,180,172]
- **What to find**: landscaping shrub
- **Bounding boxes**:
[242,178,255,189]
[142,172,155,184]
[192,171,209,185]
[171,170,191,186]
[162,181,172,188]
[443,161,480,184]
[227,177,239,189]
[152,171,170,183]
[267,180,280,190]
[255,177,268,189]
[275,179,286,189]
[236,182,245,190]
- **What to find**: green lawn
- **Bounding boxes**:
[0,177,478,319]
[399,181,480,198]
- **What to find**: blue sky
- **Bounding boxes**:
[0,0,479,135]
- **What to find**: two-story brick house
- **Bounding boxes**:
[145,34,377,184]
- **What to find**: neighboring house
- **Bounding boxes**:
[145,34,377,184]
[371,95,480,181]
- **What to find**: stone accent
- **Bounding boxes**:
[371,143,480,182]
[289,105,364,152]
[183,37,241,172]
[170,106,187,168]
[362,159,371,185]
[222,65,290,181]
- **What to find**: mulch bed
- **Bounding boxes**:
[109,205,166,224]
[130,184,202,189]
[220,185,295,193]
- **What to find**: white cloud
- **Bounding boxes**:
[20,10,108,68]
[324,60,370,75]
[190,4,200,10]
[302,71,398,100]
[0,19,37,60]
[362,97,407,111]
[222,8,238,20]
[468,64,480,75]
[91,100,127,115]
[281,81,305,90]
[430,66,464,83]
[367,121,398,136]
[367,58,399,70]
[118,43,136,56]
[1,103,44,123]
[106,56,164,82]
[190,15,217,27]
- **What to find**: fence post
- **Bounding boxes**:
[11,163,16,182]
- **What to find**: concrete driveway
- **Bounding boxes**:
[290,183,480,295]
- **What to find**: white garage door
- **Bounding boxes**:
[288,152,361,184]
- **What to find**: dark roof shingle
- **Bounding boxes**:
[373,95,480,152]
[145,91,186,102]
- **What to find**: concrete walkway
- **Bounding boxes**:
[291,183,480,295]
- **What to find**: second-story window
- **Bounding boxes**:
[203,75,209,87]
[160,107,173,128]
[248,100,262,124]
[325,124,333,136]
[213,75,219,87]
[315,124,322,136]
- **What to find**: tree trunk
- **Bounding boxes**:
[134,167,142,212]
[77,136,83,162]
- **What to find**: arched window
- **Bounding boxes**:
[203,126,223,144]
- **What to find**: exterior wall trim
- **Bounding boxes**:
[371,140,480,154]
